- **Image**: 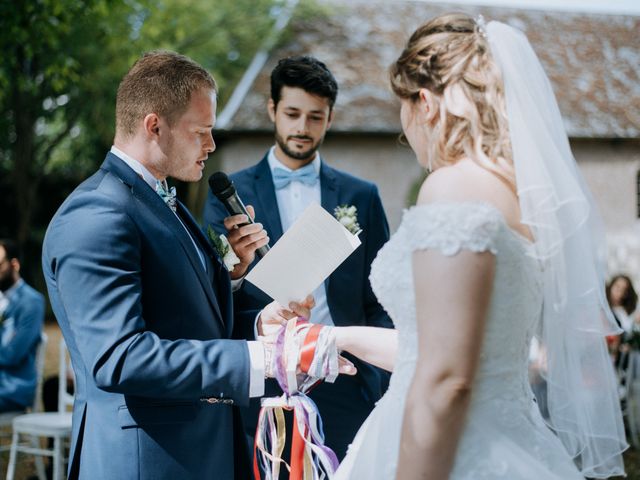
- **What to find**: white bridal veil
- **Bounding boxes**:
[485,20,627,477]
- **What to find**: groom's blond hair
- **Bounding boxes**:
[390,13,514,189]
[115,50,217,139]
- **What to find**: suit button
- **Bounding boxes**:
[200,397,234,405]
[200,397,220,404]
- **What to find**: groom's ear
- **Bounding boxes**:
[143,113,161,139]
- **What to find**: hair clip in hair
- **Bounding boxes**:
[475,14,488,39]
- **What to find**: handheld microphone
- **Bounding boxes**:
[208,171,270,259]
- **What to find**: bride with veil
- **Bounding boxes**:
[317,12,627,479]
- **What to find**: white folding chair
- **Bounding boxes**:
[6,337,73,480]
[0,332,48,477]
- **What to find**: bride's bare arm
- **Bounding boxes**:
[395,247,495,479]
[334,326,398,372]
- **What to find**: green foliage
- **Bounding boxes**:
[128,0,281,104]
[0,0,297,291]
[0,0,286,167]
[0,0,287,253]
[0,0,112,171]
[406,169,429,206]
[0,0,283,178]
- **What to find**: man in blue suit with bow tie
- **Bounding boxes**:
[203,56,393,463]
[42,51,299,480]
[0,239,44,413]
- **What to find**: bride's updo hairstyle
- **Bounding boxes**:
[391,13,514,187]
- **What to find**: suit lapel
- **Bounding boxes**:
[252,157,284,242]
[100,153,225,329]
[320,161,340,292]
[175,203,225,326]
[320,161,339,216]
[175,203,234,335]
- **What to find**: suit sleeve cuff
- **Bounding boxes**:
[247,341,265,397]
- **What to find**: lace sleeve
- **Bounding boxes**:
[401,202,503,256]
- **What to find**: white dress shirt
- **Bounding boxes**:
[0,279,23,345]
[267,146,335,327]
[0,278,22,315]
[110,146,265,397]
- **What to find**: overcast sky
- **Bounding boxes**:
[411,0,640,15]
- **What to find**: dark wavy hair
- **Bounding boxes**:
[606,274,638,315]
[270,56,338,109]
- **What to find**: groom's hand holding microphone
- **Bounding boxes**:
[222,205,268,280]
[211,171,269,280]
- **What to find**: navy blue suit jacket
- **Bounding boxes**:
[43,153,252,480]
[203,154,393,458]
[0,281,44,408]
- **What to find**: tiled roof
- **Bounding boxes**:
[227,1,640,138]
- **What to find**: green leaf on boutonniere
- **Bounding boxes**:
[206,225,241,272]
[207,225,229,258]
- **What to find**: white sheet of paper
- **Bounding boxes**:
[245,202,361,305]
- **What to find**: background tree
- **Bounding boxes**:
[0,0,286,286]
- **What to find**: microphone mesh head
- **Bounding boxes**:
[209,172,235,199]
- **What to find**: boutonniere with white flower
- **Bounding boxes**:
[334,204,362,236]
[207,226,241,272]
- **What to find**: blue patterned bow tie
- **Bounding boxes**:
[272,165,319,190]
[155,180,177,212]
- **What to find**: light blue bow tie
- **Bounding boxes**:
[155,180,177,212]
[272,165,319,190]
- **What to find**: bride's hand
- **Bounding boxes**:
[319,326,357,376]
[338,354,357,375]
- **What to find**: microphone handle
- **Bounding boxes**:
[222,195,252,224]
[222,195,270,258]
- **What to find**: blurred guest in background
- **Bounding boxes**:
[607,274,639,332]
[0,239,45,412]
[606,274,640,384]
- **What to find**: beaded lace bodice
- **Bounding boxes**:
[371,202,542,406]
[335,203,585,480]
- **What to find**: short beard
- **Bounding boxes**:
[275,131,323,162]
[0,274,16,292]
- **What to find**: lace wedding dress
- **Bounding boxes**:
[334,202,584,479]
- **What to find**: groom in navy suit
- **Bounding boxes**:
[203,56,393,461]
[42,51,297,480]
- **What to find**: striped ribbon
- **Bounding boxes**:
[254,318,339,480]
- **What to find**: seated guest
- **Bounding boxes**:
[607,274,639,333]
[0,239,45,412]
